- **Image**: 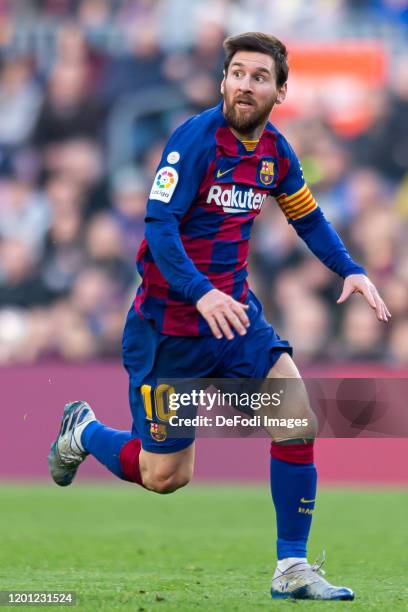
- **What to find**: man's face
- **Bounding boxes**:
[221,50,287,135]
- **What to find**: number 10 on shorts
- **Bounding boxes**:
[140,384,176,422]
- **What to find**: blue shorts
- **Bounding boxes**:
[122,291,292,453]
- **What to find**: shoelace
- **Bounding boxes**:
[311,550,326,576]
[272,550,327,588]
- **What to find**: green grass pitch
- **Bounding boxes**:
[0,484,407,610]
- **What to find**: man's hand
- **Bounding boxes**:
[196,289,250,340]
[337,274,391,322]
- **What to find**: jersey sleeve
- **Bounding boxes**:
[271,139,318,221]
[271,138,366,278]
[144,118,215,303]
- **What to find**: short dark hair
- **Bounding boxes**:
[223,32,288,87]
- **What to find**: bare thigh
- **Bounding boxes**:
[267,352,301,379]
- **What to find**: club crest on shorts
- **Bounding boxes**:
[260,160,274,185]
[150,422,167,442]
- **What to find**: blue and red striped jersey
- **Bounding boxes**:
[134,102,364,336]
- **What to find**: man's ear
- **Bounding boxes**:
[220,75,225,95]
[276,82,287,105]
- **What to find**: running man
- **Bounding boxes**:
[49,32,390,601]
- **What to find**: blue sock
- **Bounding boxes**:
[270,456,317,560]
[81,421,132,480]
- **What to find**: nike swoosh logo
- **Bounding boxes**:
[300,497,315,504]
[217,167,234,178]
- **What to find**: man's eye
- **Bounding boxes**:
[255,75,265,82]
[233,71,243,78]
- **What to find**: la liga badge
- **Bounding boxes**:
[149,166,179,203]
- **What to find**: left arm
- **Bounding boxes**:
[272,139,391,322]
[289,206,365,279]
[290,207,391,322]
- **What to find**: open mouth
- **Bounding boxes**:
[235,99,255,109]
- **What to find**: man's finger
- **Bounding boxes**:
[224,308,247,336]
[372,290,384,318]
[372,291,389,322]
[369,289,382,319]
[381,306,388,322]
[231,301,250,327]
[336,286,353,304]
[377,295,391,320]
[379,299,388,322]
[379,300,390,322]
[361,285,377,309]
[214,312,234,340]
[207,315,223,340]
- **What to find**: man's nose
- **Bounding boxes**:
[238,75,253,92]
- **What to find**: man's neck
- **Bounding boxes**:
[228,121,267,142]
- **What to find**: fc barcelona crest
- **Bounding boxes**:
[260,160,274,185]
[150,422,167,442]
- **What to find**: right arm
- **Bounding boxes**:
[145,121,248,338]
[144,120,214,303]
[145,213,214,304]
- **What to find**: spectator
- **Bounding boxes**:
[42,138,109,217]
[111,166,147,258]
[281,294,332,364]
[40,174,86,298]
[0,308,28,364]
[0,175,50,253]
[0,238,52,308]
[387,319,408,365]
[100,20,166,106]
[68,265,125,357]
[31,61,103,149]
[0,55,42,147]
[55,22,107,90]
[340,300,385,361]
[85,212,134,288]
[163,20,225,112]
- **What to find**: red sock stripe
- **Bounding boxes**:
[119,438,144,485]
[270,441,314,464]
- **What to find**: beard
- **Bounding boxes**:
[223,92,273,135]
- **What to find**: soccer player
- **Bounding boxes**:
[49,33,390,600]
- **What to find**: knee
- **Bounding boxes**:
[285,396,318,441]
[290,407,318,441]
[143,469,192,494]
[288,413,318,441]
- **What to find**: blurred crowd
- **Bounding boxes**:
[0,0,407,366]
